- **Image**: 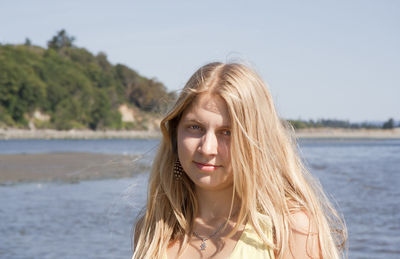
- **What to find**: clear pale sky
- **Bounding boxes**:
[1,1,399,122]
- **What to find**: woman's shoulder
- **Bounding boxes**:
[289,210,314,234]
[285,210,321,258]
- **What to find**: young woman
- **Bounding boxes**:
[132,62,347,259]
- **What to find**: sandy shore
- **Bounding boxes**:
[0,128,161,140]
[295,128,400,139]
[0,152,150,184]
[1,128,400,139]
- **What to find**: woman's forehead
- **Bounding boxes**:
[182,94,231,126]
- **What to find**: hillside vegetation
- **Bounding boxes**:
[1,30,396,131]
[0,30,175,130]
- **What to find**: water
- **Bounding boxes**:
[0,176,148,259]
[0,138,399,258]
[0,139,160,155]
[299,139,400,258]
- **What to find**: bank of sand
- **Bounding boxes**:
[0,128,161,139]
[1,128,400,140]
[295,128,400,139]
[0,152,149,184]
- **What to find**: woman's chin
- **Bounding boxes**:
[189,175,233,191]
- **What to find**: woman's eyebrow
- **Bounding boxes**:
[183,118,204,125]
[183,118,231,128]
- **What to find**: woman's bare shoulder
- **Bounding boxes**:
[285,210,321,258]
[290,210,314,234]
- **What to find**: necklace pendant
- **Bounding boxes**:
[200,240,207,251]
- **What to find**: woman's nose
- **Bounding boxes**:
[199,131,218,156]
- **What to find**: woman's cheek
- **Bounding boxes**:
[218,138,230,158]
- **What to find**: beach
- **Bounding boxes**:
[0,152,148,184]
[0,128,161,140]
[295,128,400,139]
[1,127,400,140]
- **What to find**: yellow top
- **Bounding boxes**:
[229,220,275,259]
[163,220,275,259]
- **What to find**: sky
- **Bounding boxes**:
[1,0,399,122]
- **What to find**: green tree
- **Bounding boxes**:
[382,118,394,129]
[288,120,308,129]
[24,38,31,46]
[53,98,82,130]
[89,89,112,130]
[47,29,75,50]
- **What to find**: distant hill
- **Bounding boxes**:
[0,30,176,130]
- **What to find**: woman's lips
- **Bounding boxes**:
[193,161,220,172]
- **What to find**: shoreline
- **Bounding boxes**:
[295,128,400,139]
[1,128,400,140]
[0,128,161,140]
[0,152,149,184]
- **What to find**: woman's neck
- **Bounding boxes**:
[194,185,239,222]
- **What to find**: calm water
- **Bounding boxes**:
[0,138,399,258]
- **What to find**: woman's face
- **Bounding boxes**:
[177,93,233,191]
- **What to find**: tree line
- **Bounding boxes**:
[288,118,399,130]
[0,30,176,130]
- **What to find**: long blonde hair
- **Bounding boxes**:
[133,62,347,259]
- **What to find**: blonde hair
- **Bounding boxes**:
[133,62,347,259]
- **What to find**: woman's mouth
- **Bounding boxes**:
[193,161,220,172]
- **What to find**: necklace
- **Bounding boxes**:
[192,208,239,251]
[193,221,226,251]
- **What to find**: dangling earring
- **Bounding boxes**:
[173,159,184,180]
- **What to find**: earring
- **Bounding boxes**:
[173,159,184,180]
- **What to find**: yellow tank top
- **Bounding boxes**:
[229,220,275,259]
[163,220,275,259]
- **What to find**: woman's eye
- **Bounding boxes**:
[221,130,231,136]
[189,125,201,130]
